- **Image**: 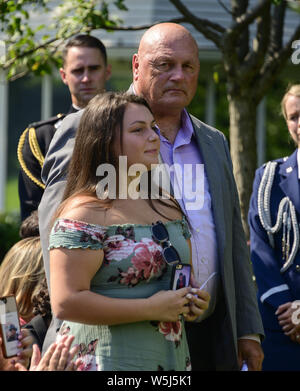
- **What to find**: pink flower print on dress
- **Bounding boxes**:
[104,235,136,262]
[54,219,106,242]
[107,238,166,286]
[119,266,140,286]
[158,321,182,345]
[77,339,99,371]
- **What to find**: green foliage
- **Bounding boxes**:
[265,72,300,162]
[5,176,20,212]
[0,0,128,80]
[0,212,20,265]
[287,0,300,12]
[188,64,229,140]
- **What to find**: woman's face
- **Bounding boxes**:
[118,103,160,169]
[285,94,300,147]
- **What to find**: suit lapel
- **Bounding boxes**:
[278,150,300,214]
[191,117,226,260]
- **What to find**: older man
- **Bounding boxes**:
[39,23,264,370]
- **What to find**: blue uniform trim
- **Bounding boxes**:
[260,284,289,303]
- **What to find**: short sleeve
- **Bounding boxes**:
[48,218,106,250]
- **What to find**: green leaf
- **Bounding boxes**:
[114,0,128,11]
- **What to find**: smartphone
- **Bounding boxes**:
[0,295,21,358]
[170,264,191,290]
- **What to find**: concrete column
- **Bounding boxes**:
[41,73,52,120]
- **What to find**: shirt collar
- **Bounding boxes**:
[156,109,194,145]
[72,103,83,111]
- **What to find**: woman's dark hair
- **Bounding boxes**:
[32,277,51,320]
[62,92,152,202]
[58,91,181,219]
[19,210,39,238]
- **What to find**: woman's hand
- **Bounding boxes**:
[0,329,33,371]
[287,326,300,344]
[15,335,81,371]
[147,287,191,322]
[276,301,300,343]
[16,329,34,369]
[276,302,298,335]
[182,273,210,321]
[184,288,210,322]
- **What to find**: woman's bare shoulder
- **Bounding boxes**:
[58,194,109,226]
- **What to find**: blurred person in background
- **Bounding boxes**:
[0,236,45,326]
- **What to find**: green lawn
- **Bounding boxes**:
[5,176,20,214]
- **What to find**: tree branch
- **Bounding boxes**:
[230,0,250,62]
[168,0,225,47]
[222,0,271,79]
[2,17,187,70]
[230,0,270,34]
[268,1,286,56]
[217,0,233,15]
[240,1,271,82]
[256,22,300,101]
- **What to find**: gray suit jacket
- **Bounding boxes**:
[38,109,264,367]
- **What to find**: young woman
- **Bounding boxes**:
[49,92,210,371]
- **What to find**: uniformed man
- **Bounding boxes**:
[248,84,300,370]
[18,34,111,221]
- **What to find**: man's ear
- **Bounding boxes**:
[59,68,68,85]
[105,64,112,82]
[132,53,139,81]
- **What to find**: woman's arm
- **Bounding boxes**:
[50,246,192,325]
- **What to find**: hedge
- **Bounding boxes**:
[0,212,20,264]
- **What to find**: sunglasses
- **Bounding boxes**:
[151,221,181,265]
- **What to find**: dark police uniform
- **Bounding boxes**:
[248,150,300,370]
[17,106,77,221]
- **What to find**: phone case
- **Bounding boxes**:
[170,263,191,290]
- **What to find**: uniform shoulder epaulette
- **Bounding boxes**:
[17,113,66,189]
[262,156,288,169]
[28,113,66,130]
[273,156,288,164]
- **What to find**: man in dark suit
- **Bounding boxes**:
[39,23,264,370]
[18,34,111,221]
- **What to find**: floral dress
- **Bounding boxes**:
[49,217,192,371]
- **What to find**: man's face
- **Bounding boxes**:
[60,46,111,108]
[285,94,300,147]
[133,35,199,115]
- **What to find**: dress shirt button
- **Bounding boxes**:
[295,265,300,273]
